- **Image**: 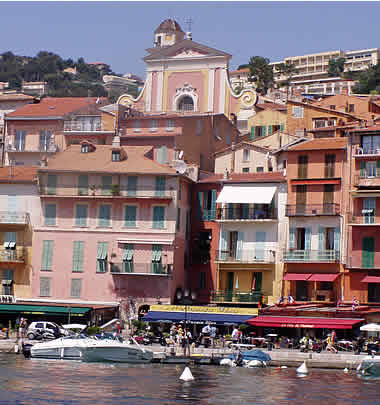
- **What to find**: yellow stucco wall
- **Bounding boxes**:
[249,109,286,129]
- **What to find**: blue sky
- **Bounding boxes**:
[0,2,379,78]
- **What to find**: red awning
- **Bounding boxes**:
[361,276,380,283]
[247,316,363,329]
[283,273,312,281]
[308,274,340,282]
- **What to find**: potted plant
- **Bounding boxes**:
[111,184,120,196]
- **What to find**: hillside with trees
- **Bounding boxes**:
[0,51,115,97]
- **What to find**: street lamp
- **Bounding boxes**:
[176,287,197,356]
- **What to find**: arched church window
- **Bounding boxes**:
[178,96,194,112]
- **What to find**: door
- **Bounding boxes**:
[363,198,376,224]
[296,185,306,214]
[226,272,234,301]
[362,237,375,268]
[323,184,334,214]
[295,280,308,301]
[296,228,306,250]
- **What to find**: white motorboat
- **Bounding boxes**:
[357,356,380,378]
[29,335,89,360]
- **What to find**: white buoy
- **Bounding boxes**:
[343,368,349,373]
[180,367,194,381]
[296,361,308,374]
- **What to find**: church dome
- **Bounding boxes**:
[155,19,184,34]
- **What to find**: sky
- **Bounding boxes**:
[0,1,379,79]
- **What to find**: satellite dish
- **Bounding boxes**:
[178,150,184,159]
[175,160,187,174]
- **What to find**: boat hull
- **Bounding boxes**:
[81,345,153,363]
[30,338,85,360]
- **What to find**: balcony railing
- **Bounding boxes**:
[200,209,216,221]
[215,249,276,263]
[354,175,380,187]
[286,204,340,216]
[110,262,171,275]
[349,212,380,225]
[283,249,340,262]
[211,290,263,304]
[6,144,58,153]
[0,247,25,262]
[0,211,29,225]
[63,122,108,132]
[216,207,277,221]
[352,145,380,157]
[346,257,380,269]
[0,295,16,303]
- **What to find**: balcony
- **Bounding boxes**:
[352,145,380,157]
[286,204,340,216]
[215,249,276,263]
[211,290,263,304]
[346,257,380,269]
[110,262,171,276]
[6,144,58,153]
[0,295,16,303]
[349,212,380,225]
[353,175,380,188]
[63,122,113,133]
[0,212,29,226]
[216,207,277,221]
[0,247,25,263]
[283,249,340,262]
[200,209,216,221]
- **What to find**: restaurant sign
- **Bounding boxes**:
[150,305,257,316]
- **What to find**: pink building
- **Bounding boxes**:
[32,140,192,321]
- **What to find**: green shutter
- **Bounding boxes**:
[41,240,54,270]
[151,244,162,273]
[262,126,267,137]
[250,126,255,140]
[45,204,56,226]
[124,205,137,227]
[122,244,134,273]
[254,272,262,292]
[376,161,380,178]
[101,176,112,196]
[268,125,273,135]
[178,181,182,201]
[153,206,165,229]
[176,207,181,231]
[127,176,137,196]
[362,237,375,268]
[78,175,88,195]
[155,176,166,197]
[75,205,87,227]
[96,241,108,272]
[99,205,111,227]
[47,174,56,195]
[70,279,82,297]
[289,228,295,249]
[360,161,366,178]
[280,123,285,131]
[40,277,51,297]
[210,189,217,220]
[72,241,84,272]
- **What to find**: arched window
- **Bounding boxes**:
[178,96,194,112]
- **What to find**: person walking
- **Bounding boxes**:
[210,325,217,348]
[231,326,239,344]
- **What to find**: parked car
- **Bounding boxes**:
[26,321,68,340]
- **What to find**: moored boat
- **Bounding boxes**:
[357,356,380,378]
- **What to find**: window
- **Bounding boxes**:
[199,272,206,289]
[75,205,88,227]
[256,166,264,173]
[362,135,380,154]
[96,242,108,273]
[101,176,112,195]
[127,176,137,196]
[112,150,120,161]
[41,240,54,270]
[330,105,336,110]
[197,190,217,220]
[122,244,134,273]
[151,244,163,273]
[72,241,84,272]
[2,269,14,295]
[44,204,56,226]
[153,206,165,229]
[39,130,52,152]
[134,120,141,132]
[81,144,89,153]
[15,130,26,151]
[155,176,166,197]
[255,126,266,137]
[298,155,308,178]
[157,146,168,164]
[197,120,202,136]
[150,119,158,131]
[325,154,336,178]
[98,205,111,227]
[124,205,137,227]
[243,149,250,161]
[324,228,335,250]
[366,161,376,178]
[78,175,88,195]
[292,105,304,118]
[363,198,376,224]
[242,167,250,173]
[47,174,57,195]
[40,277,51,297]
[178,96,194,112]
[176,207,181,231]
[70,279,82,298]
[362,237,375,268]
[166,119,174,131]
[348,104,355,113]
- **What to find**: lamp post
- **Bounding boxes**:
[176,288,197,357]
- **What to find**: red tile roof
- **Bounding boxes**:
[229,68,249,74]
[0,166,38,183]
[198,171,286,183]
[0,93,35,102]
[6,97,107,118]
[289,137,347,151]
[256,102,287,111]
[348,124,380,133]
[40,145,177,175]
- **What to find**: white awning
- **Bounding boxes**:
[216,185,277,204]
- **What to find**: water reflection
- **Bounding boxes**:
[0,353,379,405]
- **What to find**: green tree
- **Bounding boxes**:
[247,56,274,95]
[352,63,380,94]
[328,57,346,77]
[275,62,299,99]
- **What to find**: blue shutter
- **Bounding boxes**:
[155,176,166,197]
[99,205,111,227]
[334,227,340,253]
[75,205,87,227]
[280,123,285,131]
[262,126,267,137]
[5,232,17,243]
[318,227,325,251]
[268,125,273,135]
[219,231,227,260]
[127,176,137,196]
[72,241,84,272]
[125,206,137,227]
[45,204,56,226]
[250,126,255,140]
[153,206,165,229]
[305,227,312,250]
[47,174,56,195]
[78,175,88,195]
[41,240,54,270]
[210,189,217,220]
[289,227,295,249]
[236,232,244,261]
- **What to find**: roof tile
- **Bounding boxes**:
[288,137,347,151]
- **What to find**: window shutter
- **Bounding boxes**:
[262,126,267,137]
[197,191,203,220]
[41,240,54,270]
[254,272,262,292]
[40,277,51,297]
[101,176,112,195]
[70,279,82,297]
[334,227,340,254]
[280,123,285,131]
[376,161,380,177]
[151,244,162,273]
[155,176,166,197]
[125,206,137,227]
[210,189,217,220]
[72,241,84,272]
[45,204,56,226]
[78,175,88,195]
[99,205,111,227]
[75,205,87,227]
[176,207,181,231]
[153,206,165,229]
[268,125,273,135]
[305,227,312,250]
[219,231,227,260]
[289,227,295,249]
[236,232,244,261]
[47,174,57,195]
[127,176,137,196]
[360,161,366,178]
[5,232,17,243]
[250,126,255,140]
[362,237,374,268]
[96,242,108,272]
[318,227,325,251]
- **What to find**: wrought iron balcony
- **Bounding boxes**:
[283,249,340,262]
[0,247,25,263]
[215,249,276,263]
[110,262,172,275]
[0,295,16,303]
[0,211,29,225]
[6,144,58,153]
[353,174,380,187]
[286,204,340,216]
[63,122,109,132]
[210,290,263,304]
[216,207,277,221]
[352,145,380,157]
[349,212,380,225]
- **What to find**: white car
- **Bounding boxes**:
[26,321,68,340]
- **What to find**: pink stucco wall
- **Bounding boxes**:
[213,68,221,114]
